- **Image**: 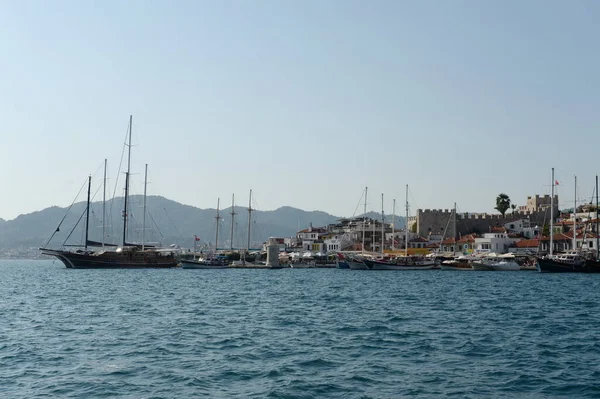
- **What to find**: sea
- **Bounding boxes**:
[1,260,600,398]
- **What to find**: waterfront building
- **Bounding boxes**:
[474,230,519,254]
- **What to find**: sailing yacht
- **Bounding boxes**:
[537,170,587,272]
[40,116,179,269]
[181,198,230,269]
[348,187,368,269]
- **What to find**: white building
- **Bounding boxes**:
[474,232,519,254]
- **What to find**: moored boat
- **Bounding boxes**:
[440,256,474,271]
[480,253,521,271]
[41,247,178,269]
[363,257,436,271]
[348,258,367,270]
[537,252,587,272]
[181,257,229,269]
[40,116,179,269]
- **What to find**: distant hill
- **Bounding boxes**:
[0,196,405,250]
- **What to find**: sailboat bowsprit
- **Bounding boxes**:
[39,115,179,269]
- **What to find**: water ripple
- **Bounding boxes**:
[1,260,600,397]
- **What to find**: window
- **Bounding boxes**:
[590,241,594,248]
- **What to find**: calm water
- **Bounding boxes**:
[1,260,600,398]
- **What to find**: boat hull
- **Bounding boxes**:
[490,262,520,271]
[471,262,493,271]
[290,263,314,268]
[180,260,228,269]
[536,257,587,273]
[440,265,472,271]
[41,249,179,269]
[336,260,350,269]
[348,260,367,270]
[363,259,436,270]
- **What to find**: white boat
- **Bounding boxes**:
[440,256,474,271]
[348,258,367,269]
[181,258,229,269]
[472,253,520,271]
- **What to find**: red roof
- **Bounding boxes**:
[539,234,571,241]
[441,238,456,245]
[410,236,429,243]
[490,226,506,233]
[564,231,597,239]
[515,239,539,248]
[457,234,476,243]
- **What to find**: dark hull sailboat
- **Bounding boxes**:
[537,257,586,273]
[362,258,436,270]
[537,257,600,273]
[41,248,178,269]
[537,173,600,274]
[40,116,179,269]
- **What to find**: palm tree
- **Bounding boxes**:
[510,204,517,215]
[495,193,511,217]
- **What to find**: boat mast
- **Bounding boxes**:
[230,193,236,251]
[102,159,107,249]
[453,202,457,254]
[596,175,600,261]
[405,184,408,257]
[392,199,396,251]
[122,115,133,247]
[381,193,385,255]
[550,167,554,256]
[247,189,253,251]
[372,212,375,253]
[142,164,148,251]
[215,198,221,252]
[84,175,91,250]
[362,186,367,254]
[573,175,577,252]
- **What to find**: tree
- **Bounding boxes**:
[542,223,550,237]
[410,223,417,233]
[495,193,511,217]
[511,204,517,215]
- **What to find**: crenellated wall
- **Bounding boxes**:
[415,207,556,238]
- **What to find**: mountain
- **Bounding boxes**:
[0,196,405,252]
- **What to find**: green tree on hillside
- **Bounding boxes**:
[495,193,511,217]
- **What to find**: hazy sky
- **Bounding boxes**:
[1,0,598,221]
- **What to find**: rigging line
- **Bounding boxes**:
[61,205,87,248]
[163,207,182,243]
[407,186,420,214]
[148,213,164,239]
[108,123,130,228]
[351,188,365,218]
[42,177,89,248]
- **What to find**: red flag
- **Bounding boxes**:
[194,236,200,241]
[555,180,559,185]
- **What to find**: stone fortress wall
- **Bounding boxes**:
[410,204,557,238]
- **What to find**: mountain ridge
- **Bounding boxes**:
[0,196,405,251]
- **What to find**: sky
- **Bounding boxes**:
[0,0,599,221]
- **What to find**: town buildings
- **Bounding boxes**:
[271,192,598,258]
